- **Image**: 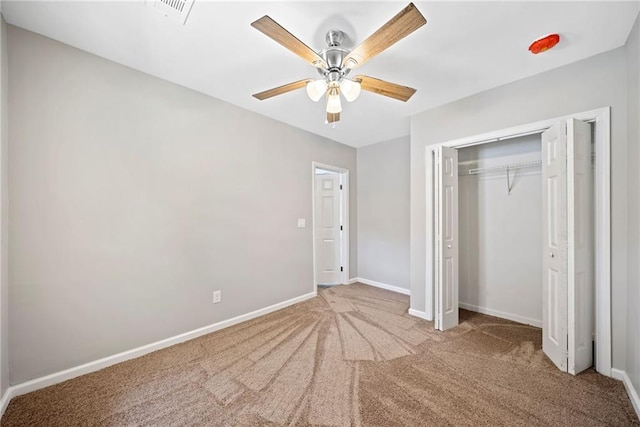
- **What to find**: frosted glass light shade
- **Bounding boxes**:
[306,79,328,102]
[326,88,342,113]
[340,79,361,102]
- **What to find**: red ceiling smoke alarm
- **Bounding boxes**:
[529,34,560,54]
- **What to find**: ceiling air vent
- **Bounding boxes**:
[147,0,195,25]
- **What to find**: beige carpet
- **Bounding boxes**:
[2,283,638,426]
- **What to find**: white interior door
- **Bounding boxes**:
[435,146,459,331]
[315,173,342,285]
[567,118,594,375]
[542,123,569,371]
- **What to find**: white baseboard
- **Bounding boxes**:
[459,302,542,328]
[351,277,411,296]
[0,387,12,420]
[347,278,359,285]
[3,291,317,407]
[612,368,640,418]
[408,308,432,321]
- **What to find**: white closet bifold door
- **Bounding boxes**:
[541,118,594,374]
[435,146,459,331]
[542,122,569,372]
[567,118,594,375]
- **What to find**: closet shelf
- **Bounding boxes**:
[467,160,542,175]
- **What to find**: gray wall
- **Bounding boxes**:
[357,136,410,290]
[0,16,8,398]
[7,26,357,384]
[410,47,629,370]
[626,12,640,397]
[458,136,542,325]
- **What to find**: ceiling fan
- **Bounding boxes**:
[251,3,427,124]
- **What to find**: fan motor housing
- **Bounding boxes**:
[318,30,350,79]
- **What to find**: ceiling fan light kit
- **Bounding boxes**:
[326,85,342,114]
[340,78,361,102]
[251,3,426,124]
[306,79,328,102]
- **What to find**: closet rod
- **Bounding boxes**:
[467,160,542,175]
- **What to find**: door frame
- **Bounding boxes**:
[424,106,611,376]
[312,162,350,294]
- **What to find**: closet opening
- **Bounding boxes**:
[423,107,611,376]
[458,134,548,329]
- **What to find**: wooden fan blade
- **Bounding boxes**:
[327,112,340,123]
[251,16,328,69]
[253,79,312,100]
[354,75,417,102]
[342,3,426,70]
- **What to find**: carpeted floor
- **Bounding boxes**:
[2,283,638,426]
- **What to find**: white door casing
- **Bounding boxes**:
[425,107,610,376]
[429,121,595,372]
[567,118,594,375]
[542,122,569,371]
[435,146,459,331]
[315,173,342,285]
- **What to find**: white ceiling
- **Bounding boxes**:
[3,1,639,147]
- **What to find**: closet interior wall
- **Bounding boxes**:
[458,135,543,326]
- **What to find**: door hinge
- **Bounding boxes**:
[340,184,343,190]
[340,266,343,272]
[340,225,343,231]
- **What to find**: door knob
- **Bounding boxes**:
[550,252,555,258]
[447,245,452,249]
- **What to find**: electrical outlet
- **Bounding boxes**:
[213,290,221,304]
